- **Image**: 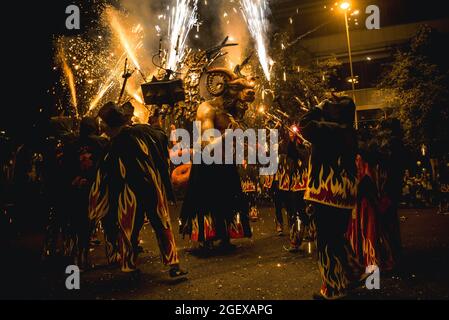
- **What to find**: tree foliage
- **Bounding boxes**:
[379,25,449,157]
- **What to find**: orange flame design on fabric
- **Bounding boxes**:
[305,163,357,209]
[119,230,136,272]
[318,246,349,297]
[228,214,245,239]
[291,168,308,192]
[88,170,109,222]
[278,167,291,191]
[242,180,256,192]
[204,214,216,240]
[136,138,149,156]
[118,184,137,242]
[263,175,274,189]
[363,238,377,267]
[191,216,199,241]
[162,228,179,265]
[190,214,216,241]
[136,158,170,229]
[119,158,126,179]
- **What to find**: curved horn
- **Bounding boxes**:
[205,68,238,97]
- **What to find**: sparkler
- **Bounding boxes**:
[240,0,272,81]
[107,9,142,72]
[58,46,78,117]
[166,0,199,72]
[88,8,146,113]
[88,52,126,112]
[89,81,115,112]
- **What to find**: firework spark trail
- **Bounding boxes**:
[108,9,142,71]
[89,81,115,112]
[88,38,146,112]
[58,46,78,116]
[166,0,199,72]
[88,52,126,112]
[88,8,145,113]
[240,0,272,81]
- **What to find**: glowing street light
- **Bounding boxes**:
[340,2,350,10]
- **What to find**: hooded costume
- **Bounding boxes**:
[347,120,404,272]
[299,96,364,299]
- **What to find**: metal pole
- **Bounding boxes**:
[344,11,358,129]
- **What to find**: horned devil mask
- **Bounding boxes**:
[205,56,256,119]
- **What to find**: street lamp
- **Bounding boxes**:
[340,2,350,10]
[339,1,358,128]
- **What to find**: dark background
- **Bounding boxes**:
[2,1,100,140]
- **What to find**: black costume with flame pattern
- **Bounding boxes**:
[299,96,363,299]
[88,124,179,272]
[274,136,309,248]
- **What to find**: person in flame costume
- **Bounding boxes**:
[347,139,380,270]
[88,102,186,277]
[299,95,366,300]
[273,128,309,251]
[180,63,254,250]
[239,160,259,222]
[288,129,311,252]
[347,120,405,272]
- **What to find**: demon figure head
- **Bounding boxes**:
[205,55,256,119]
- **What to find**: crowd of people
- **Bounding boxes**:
[1,81,439,299]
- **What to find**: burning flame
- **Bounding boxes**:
[166,0,199,72]
[240,0,272,81]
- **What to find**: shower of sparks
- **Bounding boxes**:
[87,7,148,113]
[107,9,143,71]
[58,46,78,116]
[127,87,144,104]
[89,81,115,112]
[166,0,199,72]
[88,51,127,112]
[240,0,272,81]
[55,34,118,116]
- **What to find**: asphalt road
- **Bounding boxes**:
[2,206,449,300]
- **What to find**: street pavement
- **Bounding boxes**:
[2,206,449,300]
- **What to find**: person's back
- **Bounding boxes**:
[89,102,186,276]
[106,124,173,202]
[300,107,357,210]
[298,95,364,300]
